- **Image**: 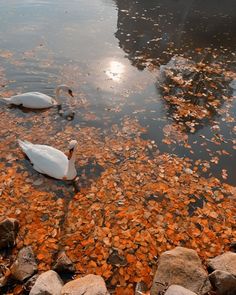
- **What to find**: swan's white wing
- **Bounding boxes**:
[10,92,56,109]
[19,142,69,179]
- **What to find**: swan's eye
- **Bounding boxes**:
[68,89,74,97]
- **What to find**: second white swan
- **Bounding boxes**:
[1,84,74,109]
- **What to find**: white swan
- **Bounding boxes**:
[18,139,78,180]
[1,85,73,109]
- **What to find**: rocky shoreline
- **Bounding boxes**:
[0,218,235,295]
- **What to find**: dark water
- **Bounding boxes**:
[0,0,235,184]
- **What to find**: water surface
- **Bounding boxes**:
[0,0,235,184]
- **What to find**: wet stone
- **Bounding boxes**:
[24,274,39,293]
[165,285,198,295]
[29,270,63,295]
[61,274,109,295]
[151,247,211,295]
[107,250,127,266]
[40,213,49,222]
[209,270,236,295]
[53,251,75,273]
[135,281,148,295]
[207,252,236,276]
[0,218,19,249]
[11,246,37,282]
[229,242,236,253]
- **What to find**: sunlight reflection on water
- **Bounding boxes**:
[0,0,235,184]
[105,61,125,82]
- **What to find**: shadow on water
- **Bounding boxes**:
[8,104,50,114]
[114,0,236,68]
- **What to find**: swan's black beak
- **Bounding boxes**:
[68,89,74,97]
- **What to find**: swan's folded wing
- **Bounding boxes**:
[28,93,57,105]
[25,145,68,179]
[10,93,54,108]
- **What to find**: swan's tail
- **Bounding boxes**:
[0,97,12,104]
[18,139,32,152]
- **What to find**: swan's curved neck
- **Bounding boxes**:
[66,146,77,179]
[55,86,63,105]
[69,147,77,163]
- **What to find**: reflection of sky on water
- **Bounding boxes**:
[1,0,235,82]
[0,0,235,184]
[0,0,117,60]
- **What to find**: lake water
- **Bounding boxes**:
[0,0,235,183]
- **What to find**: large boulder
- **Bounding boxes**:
[150,247,211,295]
[0,218,19,249]
[11,246,37,281]
[61,274,109,295]
[209,270,236,295]
[207,252,236,276]
[165,285,198,295]
[29,270,63,295]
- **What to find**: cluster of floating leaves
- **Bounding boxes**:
[0,99,235,294]
[62,124,235,293]
[153,53,236,187]
[158,55,236,133]
[0,42,236,294]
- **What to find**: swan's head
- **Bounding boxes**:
[69,140,78,149]
[57,85,74,97]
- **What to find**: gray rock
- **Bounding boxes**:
[209,270,236,295]
[208,252,236,276]
[61,274,109,295]
[53,251,75,273]
[229,242,236,253]
[165,285,198,295]
[135,281,148,295]
[24,274,39,293]
[11,246,37,281]
[107,250,127,266]
[150,247,211,295]
[29,270,63,295]
[0,218,19,249]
